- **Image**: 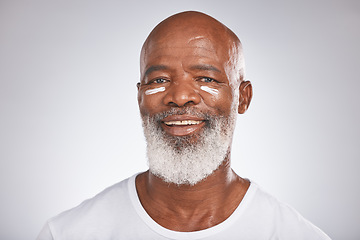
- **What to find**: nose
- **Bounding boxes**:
[163,81,201,107]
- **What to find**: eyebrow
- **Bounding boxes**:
[189,64,221,73]
[144,65,168,77]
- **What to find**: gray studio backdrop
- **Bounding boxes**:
[0,0,359,239]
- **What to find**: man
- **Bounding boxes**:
[37,11,331,239]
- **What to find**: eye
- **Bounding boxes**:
[200,77,216,83]
[153,78,168,84]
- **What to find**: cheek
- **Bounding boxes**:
[201,87,233,114]
[139,89,165,115]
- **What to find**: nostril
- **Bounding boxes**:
[168,102,179,107]
[167,100,195,107]
[184,100,195,106]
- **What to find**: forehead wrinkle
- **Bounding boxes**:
[144,46,220,70]
[146,45,218,56]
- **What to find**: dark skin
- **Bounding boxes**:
[136,11,253,232]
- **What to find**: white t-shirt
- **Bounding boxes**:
[37,174,331,240]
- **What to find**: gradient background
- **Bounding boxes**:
[1,0,359,239]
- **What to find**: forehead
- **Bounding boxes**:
[141,34,229,70]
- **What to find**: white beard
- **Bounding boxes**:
[141,107,237,186]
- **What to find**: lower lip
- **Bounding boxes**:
[161,121,206,136]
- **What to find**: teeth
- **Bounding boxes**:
[164,120,202,126]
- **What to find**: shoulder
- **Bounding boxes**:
[244,182,331,239]
[45,174,137,239]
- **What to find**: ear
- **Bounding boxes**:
[238,80,252,114]
[137,82,142,105]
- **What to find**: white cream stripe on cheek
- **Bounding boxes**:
[200,86,219,96]
[145,87,166,95]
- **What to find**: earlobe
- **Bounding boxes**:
[137,82,141,90]
[238,80,252,114]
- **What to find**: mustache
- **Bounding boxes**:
[151,107,213,122]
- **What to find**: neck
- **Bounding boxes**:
[135,158,250,231]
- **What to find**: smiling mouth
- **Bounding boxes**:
[160,116,206,136]
[163,120,204,126]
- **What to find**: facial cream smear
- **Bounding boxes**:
[200,86,219,96]
[145,87,166,95]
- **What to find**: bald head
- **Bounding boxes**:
[140,11,245,88]
[143,11,239,47]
